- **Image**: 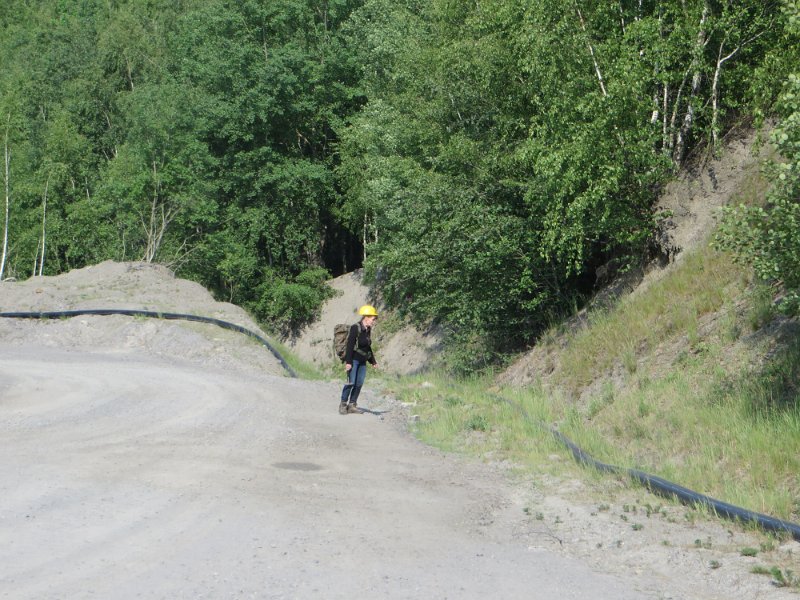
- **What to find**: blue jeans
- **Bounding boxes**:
[341,359,367,404]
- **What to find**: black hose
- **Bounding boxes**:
[502,396,800,541]
[0,309,297,378]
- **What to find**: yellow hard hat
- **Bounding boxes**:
[358,304,378,317]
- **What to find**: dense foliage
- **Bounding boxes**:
[339,0,789,368]
[0,0,794,361]
[716,0,800,315]
[0,0,364,331]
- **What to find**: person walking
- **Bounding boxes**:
[339,304,379,415]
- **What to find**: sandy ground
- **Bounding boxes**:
[283,269,441,376]
[1,262,799,599]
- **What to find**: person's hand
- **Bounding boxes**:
[345,363,352,371]
[372,363,379,369]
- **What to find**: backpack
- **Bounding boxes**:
[333,323,352,362]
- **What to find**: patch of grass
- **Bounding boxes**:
[391,373,564,471]
[751,565,771,575]
[444,395,463,407]
[695,537,713,549]
[587,382,615,419]
[747,284,776,331]
[267,337,329,380]
[548,249,750,394]
[770,567,800,588]
[465,414,489,432]
[751,566,800,588]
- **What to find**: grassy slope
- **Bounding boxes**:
[384,150,800,527]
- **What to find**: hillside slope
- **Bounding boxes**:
[501,128,779,392]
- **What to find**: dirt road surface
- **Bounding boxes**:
[1,262,798,599]
[2,343,653,599]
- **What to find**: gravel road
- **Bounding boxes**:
[1,343,654,599]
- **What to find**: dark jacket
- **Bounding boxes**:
[344,321,376,365]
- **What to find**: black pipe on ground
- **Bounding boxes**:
[496,394,800,541]
[0,309,297,378]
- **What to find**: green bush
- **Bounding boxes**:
[251,267,336,334]
[716,2,800,314]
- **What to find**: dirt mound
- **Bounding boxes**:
[0,260,286,377]
[283,269,442,375]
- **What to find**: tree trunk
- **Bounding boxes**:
[662,81,670,149]
[575,3,608,97]
[672,5,709,168]
[710,29,766,152]
[38,175,50,276]
[1,116,10,281]
[32,241,39,278]
[651,81,660,125]
[141,161,179,263]
[362,212,368,262]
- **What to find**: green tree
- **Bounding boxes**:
[170,0,364,327]
[337,0,790,367]
[1,0,362,331]
[716,1,800,314]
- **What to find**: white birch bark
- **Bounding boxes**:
[141,161,179,263]
[662,81,670,150]
[32,241,39,278]
[710,30,766,150]
[38,175,50,276]
[362,211,368,262]
[672,4,709,168]
[1,116,10,281]
[651,82,661,125]
[575,3,608,97]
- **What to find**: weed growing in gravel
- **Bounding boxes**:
[269,338,329,380]
[751,565,800,588]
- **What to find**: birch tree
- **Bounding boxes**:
[671,4,709,168]
[37,175,49,276]
[574,1,607,97]
[1,115,10,280]
[716,0,800,314]
[708,3,773,152]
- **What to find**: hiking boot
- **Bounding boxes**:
[338,402,348,415]
[346,403,361,414]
